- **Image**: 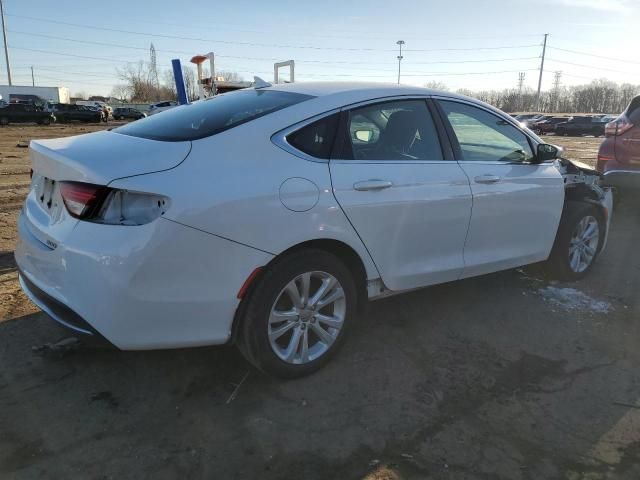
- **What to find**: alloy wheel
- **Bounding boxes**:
[568,215,599,273]
[268,271,346,365]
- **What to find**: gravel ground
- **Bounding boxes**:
[3,124,637,480]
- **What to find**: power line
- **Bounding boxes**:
[6,31,542,69]
[546,58,639,75]
[5,13,543,53]
[547,46,640,65]
[6,12,544,43]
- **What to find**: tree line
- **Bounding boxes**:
[426,79,640,114]
[110,61,243,102]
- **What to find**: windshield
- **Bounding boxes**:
[115,90,313,141]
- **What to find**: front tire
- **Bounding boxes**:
[544,201,604,280]
[237,249,358,378]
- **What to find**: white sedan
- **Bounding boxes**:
[15,82,612,377]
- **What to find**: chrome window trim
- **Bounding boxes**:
[271,108,341,163]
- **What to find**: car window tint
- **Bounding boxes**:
[439,100,534,163]
[115,90,313,142]
[287,113,339,159]
[338,99,444,161]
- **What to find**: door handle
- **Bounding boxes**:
[474,175,501,184]
[353,180,394,191]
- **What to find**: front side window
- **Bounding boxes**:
[439,100,534,163]
[337,99,444,161]
[116,90,313,142]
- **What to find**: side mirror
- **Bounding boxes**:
[536,143,560,162]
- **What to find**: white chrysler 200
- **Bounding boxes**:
[16,82,613,377]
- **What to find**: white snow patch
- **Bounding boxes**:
[538,286,612,314]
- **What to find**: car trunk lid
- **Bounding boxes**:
[30,130,191,185]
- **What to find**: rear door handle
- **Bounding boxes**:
[474,175,501,184]
[353,180,394,191]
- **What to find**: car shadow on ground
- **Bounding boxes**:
[2,204,640,479]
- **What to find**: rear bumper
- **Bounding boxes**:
[15,212,273,350]
[18,270,113,343]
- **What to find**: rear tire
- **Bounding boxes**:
[543,201,604,281]
[237,249,358,378]
[0,116,8,126]
[41,117,51,125]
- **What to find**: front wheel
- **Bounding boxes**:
[237,249,358,378]
[544,201,604,280]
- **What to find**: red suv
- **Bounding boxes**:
[597,96,640,188]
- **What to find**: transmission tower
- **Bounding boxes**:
[552,71,562,112]
[517,72,526,111]
[150,43,159,89]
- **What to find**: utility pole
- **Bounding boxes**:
[517,72,525,111]
[535,33,548,112]
[396,40,405,85]
[31,66,34,86]
[0,0,11,85]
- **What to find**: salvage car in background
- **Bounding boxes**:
[555,116,605,137]
[597,95,640,188]
[113,107,147,120]
[15,82,613,378]
[52,104,103,123]
[532,116,569,135]
[0,103,54,125]
[148,100,178,115]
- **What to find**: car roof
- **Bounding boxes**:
[267,81,466,101]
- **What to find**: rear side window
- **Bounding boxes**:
[337,99,444,161]
[115,90,313,142]
[287,113,339,159]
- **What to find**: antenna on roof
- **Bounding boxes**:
[253,76,272,89]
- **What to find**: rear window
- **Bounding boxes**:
[116,90,313,142]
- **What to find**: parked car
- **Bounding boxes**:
[0,103,54,125]
[514,113,542,122]
[522,115,552,129]
[555,116,606,137]
[148,100,178,115]
[113,107,146,120]
[75,100,112,117]
[597,96,640,188]
[532,116,570,135]
[52,104,103,123]
[15,83,613,378]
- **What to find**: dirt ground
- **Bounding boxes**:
[3,125,639,479]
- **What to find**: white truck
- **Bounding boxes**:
[0,85,70,106]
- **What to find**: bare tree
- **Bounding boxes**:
[424,81,448,91]
[110,84,130,102]
[217,70,243,82]
[118,61,175,102]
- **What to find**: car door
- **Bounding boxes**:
[329,98,472,291]
[435,98,565,278]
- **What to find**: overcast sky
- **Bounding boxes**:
[1,0,638,96]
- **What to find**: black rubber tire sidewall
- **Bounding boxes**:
[546,201,605,281]
[0,117,8,126]
[238,249,358,379]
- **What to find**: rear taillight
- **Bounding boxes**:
[59,181,110,219]
[605,115,634,137]
[60,182,169,225]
